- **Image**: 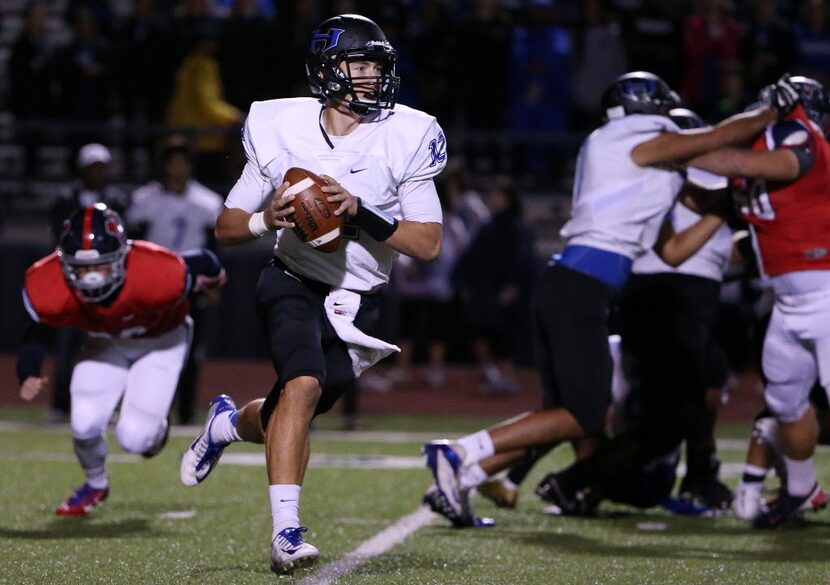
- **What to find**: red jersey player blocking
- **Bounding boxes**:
[17,203,226,516]
[690,76,830,527]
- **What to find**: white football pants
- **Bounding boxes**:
[70,318,193,453]
[763,291,830,422]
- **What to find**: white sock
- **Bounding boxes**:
[209,410,242,444]
[456,430,495,465]
[270,484,301,541]
[784,456,816,496]
[459,463,488,490]
[503,477,519,491]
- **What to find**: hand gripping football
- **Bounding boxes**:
[283,167,344,253]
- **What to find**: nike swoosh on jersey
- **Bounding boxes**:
[350,168,367,174]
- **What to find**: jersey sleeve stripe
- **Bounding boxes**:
[21,288,42,323]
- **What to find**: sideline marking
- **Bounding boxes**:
[296,507,434,585]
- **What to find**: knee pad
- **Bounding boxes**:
[752,416,780,449]
[71,407,108,440]
[115,416,163,454]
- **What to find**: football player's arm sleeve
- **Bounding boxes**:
[181,249,226,294]
[382,179,443,262]
[17,318,54,384]
[225,117,272,212]
[399,119,448,183]
[374,118,445,261]
[220,117,276,244]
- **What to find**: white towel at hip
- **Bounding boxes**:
[324,288,400,377]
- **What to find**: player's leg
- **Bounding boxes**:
[754,305,825,527]
[255,265,333,573]
[734,411,778,520]
[117,321,191,456]
[424,265,612,524]
[478,444,556,509]
[478,266,612,463]
[58,340,129,516]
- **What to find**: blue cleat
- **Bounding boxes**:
[422,485,495,528]
[180,394,236,486]
[423,441,492,527]
[270,527,319,574]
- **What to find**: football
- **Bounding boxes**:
[283,167,344,253]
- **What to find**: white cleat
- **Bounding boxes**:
[180,394,236,487]
[270,527,319,574]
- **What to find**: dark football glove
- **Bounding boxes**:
[760,74,800,117]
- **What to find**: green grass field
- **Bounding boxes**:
[2,410,830,585]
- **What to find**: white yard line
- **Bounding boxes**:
[296,507,434,585]
[0,421,805,453]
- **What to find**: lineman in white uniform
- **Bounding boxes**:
[178,14,445,574]
[423,72,795,528]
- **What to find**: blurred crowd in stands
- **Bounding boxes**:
[4,0,830,188]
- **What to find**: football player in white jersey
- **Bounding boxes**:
[423,72,797,528]
[178,14,446,574]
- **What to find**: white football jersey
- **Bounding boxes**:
[225,98,446,292]
[560,114,685,259]
[633,201,733,282]
[128,180,224,251]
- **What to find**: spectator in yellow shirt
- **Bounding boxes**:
[167,28,242,181]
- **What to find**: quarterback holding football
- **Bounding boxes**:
[179,14,446,574]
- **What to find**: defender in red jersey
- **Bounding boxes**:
[689,76,830,528]
[17,204,226,516]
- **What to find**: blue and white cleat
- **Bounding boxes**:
[270,527,319,574]
[423,441,491,528]
[422,485,495,528]
[180,394,236,487]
